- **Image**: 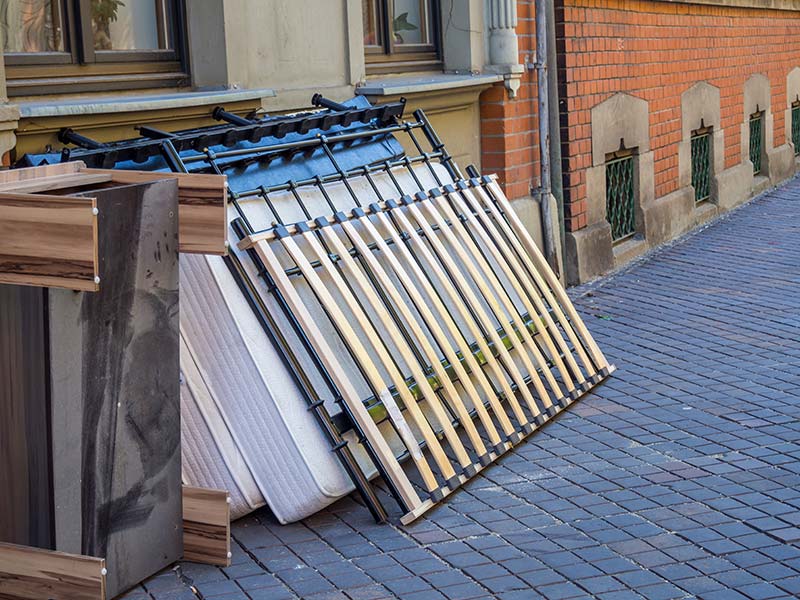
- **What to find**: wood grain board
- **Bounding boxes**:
[182,486,231,567]
[0,192,98,291]
[240,173,613,523]
[0,541,105,600]
[0,164,227,290]
[84,168,228,255]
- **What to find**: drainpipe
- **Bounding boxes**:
[533,0,560,276]
[546,0,566,267]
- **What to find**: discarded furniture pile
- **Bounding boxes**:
[2,95,613,595]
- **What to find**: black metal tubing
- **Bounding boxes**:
[50,100,407,168]
[182,121,424,165]
[52,97,415,521]
[311,94,350,113]
[57,128,106,150]
[213,106,257,127]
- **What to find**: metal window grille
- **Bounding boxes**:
[690,128,711,203]
[605,153,636,241]
[749,111,763,175]
[792,102,800,156]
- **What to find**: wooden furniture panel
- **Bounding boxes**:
[84,168,228,255]
[0,162,228,261]
[48,179,183,596]
[0,193,98,291]
[0,178,183,599]
[182,486,231,567]
[0,542,105,600]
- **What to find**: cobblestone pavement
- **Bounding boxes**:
[129,180,800,599]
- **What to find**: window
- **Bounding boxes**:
[792,101,800,157]
[605,149,636,242]
[2,0,187,96]
[690,125,712,203]
[749,110,763,175]
[362,0,441,75]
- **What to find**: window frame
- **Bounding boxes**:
[3,0,189,96]
[364,0,442,75]
[604,147,638,243]
[690,124,712,203]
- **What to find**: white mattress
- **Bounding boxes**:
[180,163,527,522]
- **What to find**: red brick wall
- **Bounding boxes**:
[555,0,800,232]
[480,1,800,232]
[479,2,541,202]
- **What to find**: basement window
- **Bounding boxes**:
[605,148,636,242]
[690,125,712,203]
[749,110,764,175]
[792,101,800,156]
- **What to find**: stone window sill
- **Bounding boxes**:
[356,73,502,97]
[17,88,276,119]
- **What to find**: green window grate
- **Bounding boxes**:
[792,102,800,156]
[605,153,635,242]
[749,111,763,175]
[691,128,711,203]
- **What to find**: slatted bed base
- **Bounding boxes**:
[240,173,615,523]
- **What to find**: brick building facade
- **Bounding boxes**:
[482,0,800,284]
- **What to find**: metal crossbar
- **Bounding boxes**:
[792,102,800,157]
[605,153,636,241]
[48,96,614,524]
[691,129,711,203]
[750,112,763,175]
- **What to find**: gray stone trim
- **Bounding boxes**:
[678,82,724,202]
[356,73,502,96]
[741,73,772,168]
[785,67,800,155]
[567,93,654,284]
[17,88,275,118]
[739,73,796,184]
[590,93,650,166]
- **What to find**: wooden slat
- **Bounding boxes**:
[182,486,231,567]
[84,169,228,255]
[0,193,98,292]
[0,542,105,600]
[0,161,84,184]
[0,173,113,194]
[423,197,567,403]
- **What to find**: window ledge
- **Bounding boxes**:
[356,73,502,97]
[17,88,276,119]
